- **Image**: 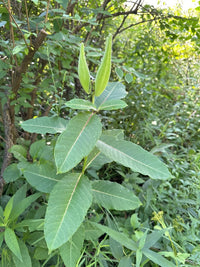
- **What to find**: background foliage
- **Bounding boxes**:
[0,0,200,266]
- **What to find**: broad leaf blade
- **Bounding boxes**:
[59,224,85,267]
[92,180,141,210]
[44,173,92,251]
[5,228,22,262]
[98,99,127,111]
[3,163,21,183]
[96,136,171,180]
[95,82,127,108]
[21,117,68,134]
[65,99,96,110]
[23,162,62,193]
[55,112,102,173]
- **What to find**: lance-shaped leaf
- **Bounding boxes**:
[78,43,90,94]
[95,82,127,108]
[22,162,62,193]
[21,117,68,134]
[96,136,171,180]
[92,223,137,251]
[98,99,127,111]
[65,99,97,110]
[55,112,102,173]
[142,248,176,267]
[12,239,32,267]
[95,34,112,97]
[5,228,22,262]
[59,224,85,267]
[44,173,92,251]
[92,180,141,210]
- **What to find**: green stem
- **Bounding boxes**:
[82,156,88,174]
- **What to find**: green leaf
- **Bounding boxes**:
[98,99,127,110]
[59,224,85,267]
[142,248,176,267]
[143,229,165,249]
[130,213,140,230]
[3,163,21,183]
[86,130,124,170]
[78,43,90,94]
[4,197,14,223]
[21,117,68,134]
[44,173,92,251]
[92,180,141,210]
[86,147,112,170]
[12,45,25,55]
[96,136,171,180]
[95,82,127,109]
[118,256,132,267]
[95,34,112,97]
[23,162,62,193]
[3,185,27,223]
[92,222,137,251]
[84,221,104,241]
[34,247,48,260]
[9,193,41,221]
[115,67,123,79]
[10,145,27,162]
[125,73,133,83]
[136,249,143,267]
[4,228,22,262]
[103,129,124,140]
[65,99,96,110]
[107,215,123,260]
[12,239,32,267]
[55,112,102,173]
[15,219,44,232]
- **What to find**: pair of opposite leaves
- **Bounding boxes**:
[78,34,112,97]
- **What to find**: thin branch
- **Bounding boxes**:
[115,18,158,36]
[2,0,29,49]
[25,0,32,45]
[45,0,50,24]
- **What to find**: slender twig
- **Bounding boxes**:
[45,0,50,24]
[2,0,29,48]
[24,0,32,45]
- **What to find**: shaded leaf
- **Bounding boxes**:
[9,193,41,221]
[96,136,171,180]
[3,163,21,183]
[5,228,22,262]
[92,180,141,210]
[125,73,133,83]
[95,82,127,108]
[60,224,85,267]
[92,223,137,251]
[12,239,32,267]
[10,145,27,162]
[23,162,62,193]
[65,99,96,110]
[142,248,176,267]
[98,99,127,110]
[21,117,68,134]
